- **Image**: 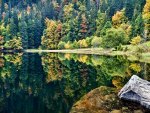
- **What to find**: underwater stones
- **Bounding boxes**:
[118,75,150,109]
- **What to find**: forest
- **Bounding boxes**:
[1,1,150,112]
[0,0,149,51]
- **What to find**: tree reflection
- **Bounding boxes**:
[0,53,149,113]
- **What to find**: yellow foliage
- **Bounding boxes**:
[112,77,124,90]
[64,53,71,60]
[143,0,150,15]
[41,18,62,49]
[129,63,142,73]
[143,0,150,38]
[78,39,88,48]
[65,42,71,49]
[112,10,127,27]
[4,53,22,66]
[63,4,73,17]
[78,55,88,63]
[0,23,5,31]
[130,36,142,45]
[46,71,62,83]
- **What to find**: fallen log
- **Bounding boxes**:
[118,75,150,109]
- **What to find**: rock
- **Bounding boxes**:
[70,86,120,113]
[118,75,150,109]
[70,86,149,113]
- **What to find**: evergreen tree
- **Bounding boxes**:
[125,0,134,20]
[9,18,17,37]
[19,14,28,49]
[132,14,144,37]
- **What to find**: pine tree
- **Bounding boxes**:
[19,14,28,49]
[95,11,106,36]
[132,14,144,37]
[9,18,17,37]
[125,0,134,20]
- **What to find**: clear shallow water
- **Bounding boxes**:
[0,52,150,113]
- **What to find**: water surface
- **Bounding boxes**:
[0,52,150,113]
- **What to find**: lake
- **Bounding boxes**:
[0,52,150,113]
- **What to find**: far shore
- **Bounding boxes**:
[25,48,136,56]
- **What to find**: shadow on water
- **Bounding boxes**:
[0,52,150,113]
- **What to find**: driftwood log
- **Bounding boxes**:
[118,75,150,109]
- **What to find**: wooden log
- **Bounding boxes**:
[118,75,150,109]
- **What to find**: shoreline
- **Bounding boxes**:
[24,48,134,56]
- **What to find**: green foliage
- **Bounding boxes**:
[85,37,92,47]
[91,36,102,48]
[95,12,107,36]
[58,41,66,49]
[132,14,144,37]
[103,28,129,48]
[72,40,79,49]
[0,0,148,50]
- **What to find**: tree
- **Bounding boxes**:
[91,36,102,48]
[19,14,28,49]
[125,0,134,20]
[95,11,106,36]
[101,21,112,36]
[9,18,17,37]
[130,36,142,45]
[132,14,144,37]
[58,41,66,49]
[4,37,22,50]
[41,18,62,49]
[112,10,128,28]
[78,14,88,39]
[142,0,150,40]
[0,35,4,50]
[103,28,129,48]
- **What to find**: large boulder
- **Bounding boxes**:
[118,75,150,109]
[70,86,148,113]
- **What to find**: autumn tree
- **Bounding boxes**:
[112,10,128,28]
[4,37,22,50]
[41,18,62,49]
[142,0,150,40]
[112,9,132,38]
[0,35,4,50]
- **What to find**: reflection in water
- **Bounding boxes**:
[0,53,150,113]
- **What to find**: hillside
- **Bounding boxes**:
[0,0,149,51]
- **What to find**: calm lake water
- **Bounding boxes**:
[0,52,150,113]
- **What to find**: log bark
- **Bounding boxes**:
[118,75,150,109]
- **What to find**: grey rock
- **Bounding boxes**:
[118,75,150,109]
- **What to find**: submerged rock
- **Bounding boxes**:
[70,86,148,113]
[118,75,150,109]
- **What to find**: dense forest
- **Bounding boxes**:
[0,0,149,50]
